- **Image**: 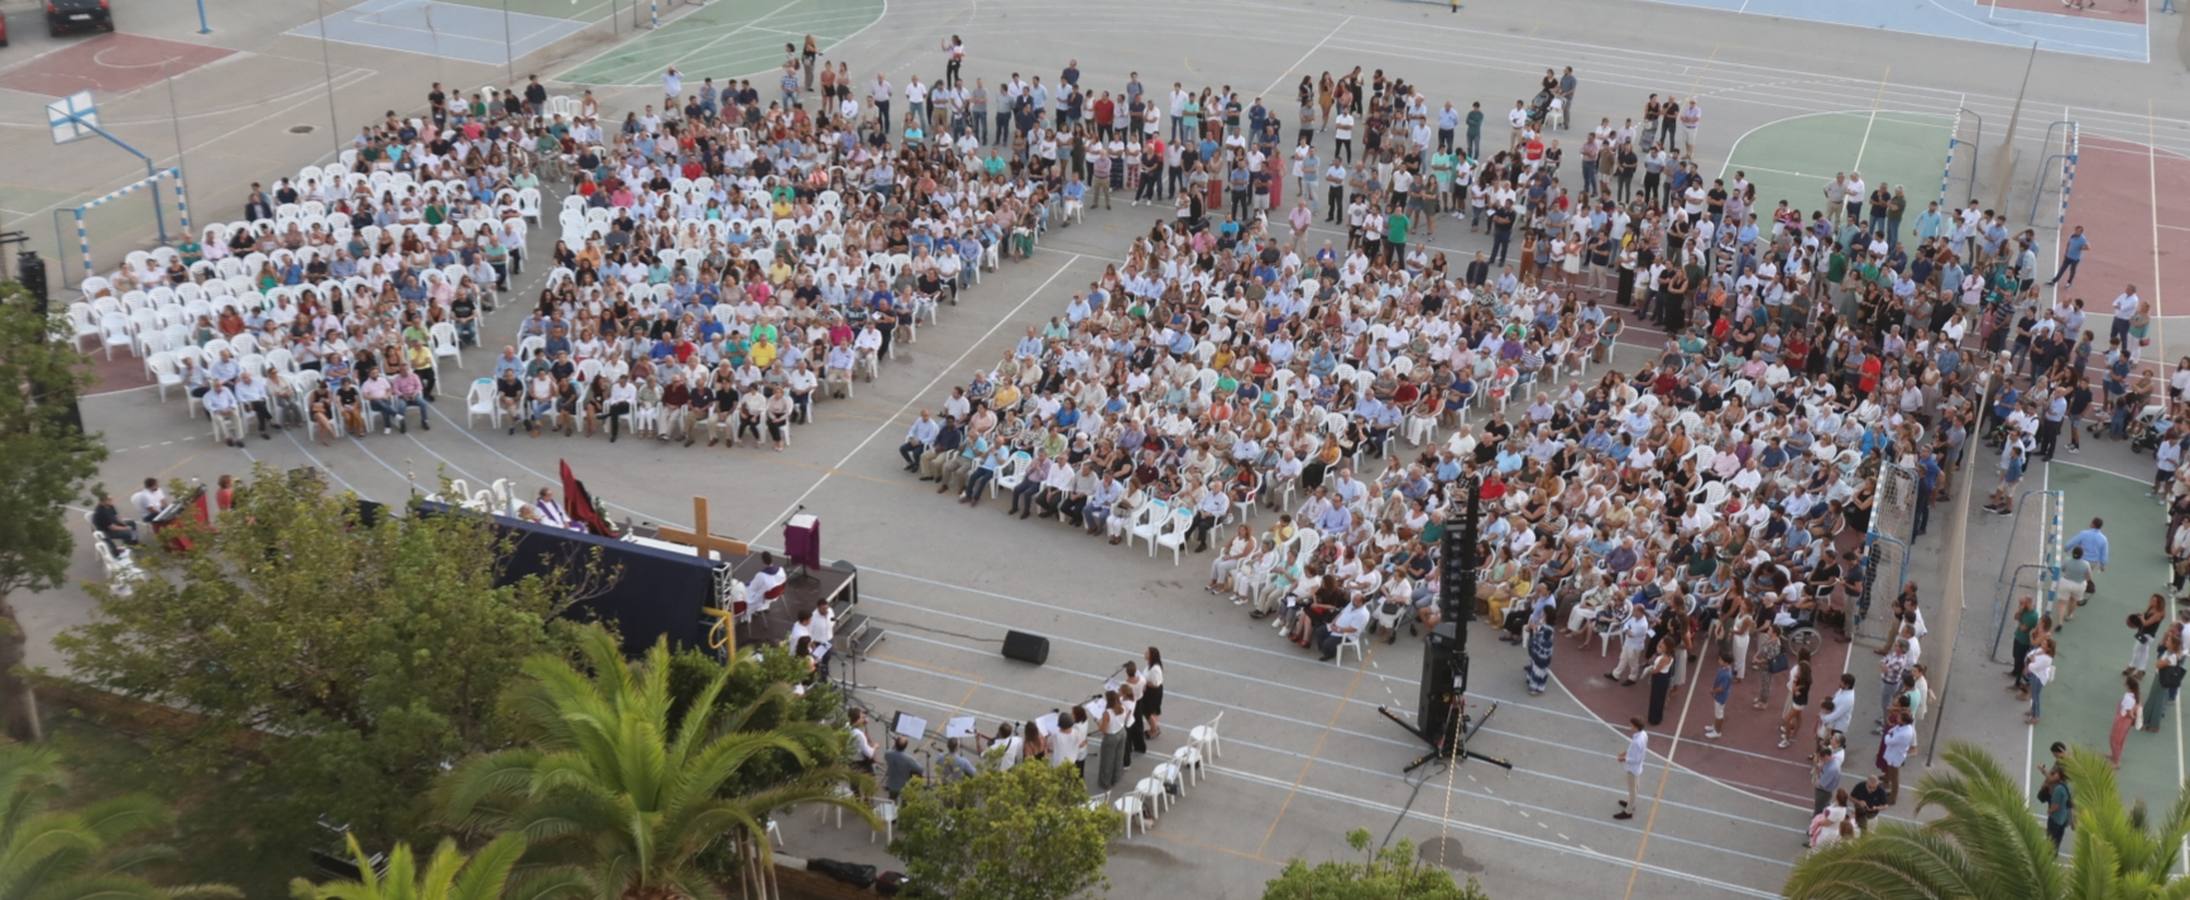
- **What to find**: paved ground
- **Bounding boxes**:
[12,0,2190,896]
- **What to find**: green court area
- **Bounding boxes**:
[1721,110,1953,245]
[557,0,885,87]
[2039,463,2183,812]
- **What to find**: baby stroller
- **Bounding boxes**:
[2127,404,2169,454]
[1527,89,1555,127]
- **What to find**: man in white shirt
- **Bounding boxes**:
[1316,593,1371,661]
[1608,604,1652,683]
[1615,717,1647,820]
[203,380,245,448]
[129,477,169,522]
[2111,285,2143,345]
[1822,673,1856,743]
[1880,708,1917,802]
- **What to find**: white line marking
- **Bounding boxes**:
[1259,14,1352,98]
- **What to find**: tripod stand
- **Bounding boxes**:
[1379,700,1513,772]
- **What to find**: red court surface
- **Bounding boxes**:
[1974,0,2146,23]
[2060,136,2190,326]
[81,349,155,396]
[0,34,233,98]
[1547,620,1854,807]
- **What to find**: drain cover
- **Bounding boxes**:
[289,124,315,134]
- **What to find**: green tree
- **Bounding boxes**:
[436,630,872,899]
[289,832,580,900]
[0,282,107,741]
[889,758,1118,900]
[1263,828,1490,900]
[56,464,595,843]
[1784,741,2190,899]
[0,742,237,900]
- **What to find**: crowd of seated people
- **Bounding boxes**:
[891,61,1996,713]
[67,79,562,445]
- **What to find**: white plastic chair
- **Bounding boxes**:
[465,378,498,430]
[1153,506,1193,563]
[991,451,1032,498]
[1126,500,1169,552]
[1189,712,1224,761]
[430,321,463,368]
[1332,630,1364,666]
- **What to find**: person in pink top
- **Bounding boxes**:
[360,372,398,435]
[390,365,432,433]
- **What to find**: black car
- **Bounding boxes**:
[46,0,114,37]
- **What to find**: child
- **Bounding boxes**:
[1704,652,1734,739]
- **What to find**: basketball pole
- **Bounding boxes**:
[1992,41,2039,213]
[166,73,191,220]
[318,0,341,156]
[502,0,515,86]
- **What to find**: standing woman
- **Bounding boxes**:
[2131,592,2167,671]
[1120,681,1146,766]
[2023,637,2056,724]
[943,35,964,90]
[2110,669,2143,767]
[2145,630,2183,733]
[1780,648,1814,750]
[1728,594,1755,683]
[1142,647,1167,739]
[1095,690,1128,790]
[1645,639,1676,725]
[1524,609,1556,696]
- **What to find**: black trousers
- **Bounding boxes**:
[1327,185,1344,222]
[1187,512,1218,548]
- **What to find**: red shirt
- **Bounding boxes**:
[1093,98,1115,125]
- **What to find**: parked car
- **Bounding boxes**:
[46,0,114,37]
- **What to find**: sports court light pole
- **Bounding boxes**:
[195,0,211,33]
[502,0,515,86]
[318,0,341,155]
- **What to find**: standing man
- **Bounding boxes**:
[1811,731,1845,819]
[1557,67,1578,130]
[2066,517,2111,596]
[661,67,682,113]
[2110,285,2142,346]
[2051,225,2090,286]
[1464,102,1485,160]
[1614,717,1647,820]
[1880,707,1917,803]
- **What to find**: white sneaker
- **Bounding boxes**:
[1703,728,1721,739]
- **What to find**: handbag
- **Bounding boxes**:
[2161,664,2185,690]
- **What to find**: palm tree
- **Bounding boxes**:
[436,631,874,899]
[0,743,238,900]
[1785,740,2190,899]
[289,832,581,900]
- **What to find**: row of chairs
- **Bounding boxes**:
[1097,712,1226,838]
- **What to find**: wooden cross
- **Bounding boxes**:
[651,496,750,561]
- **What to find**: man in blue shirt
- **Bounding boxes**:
[2065,518,2110,594]
[2048,225,2089,287]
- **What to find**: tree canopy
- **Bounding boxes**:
[0,282,107,740]
[435,630,871,898]
[1785,740,2190,899]
[0,742,238,900]
[1264,828,1491,900]
[56,465,594,842]
[890,758,1117,900]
